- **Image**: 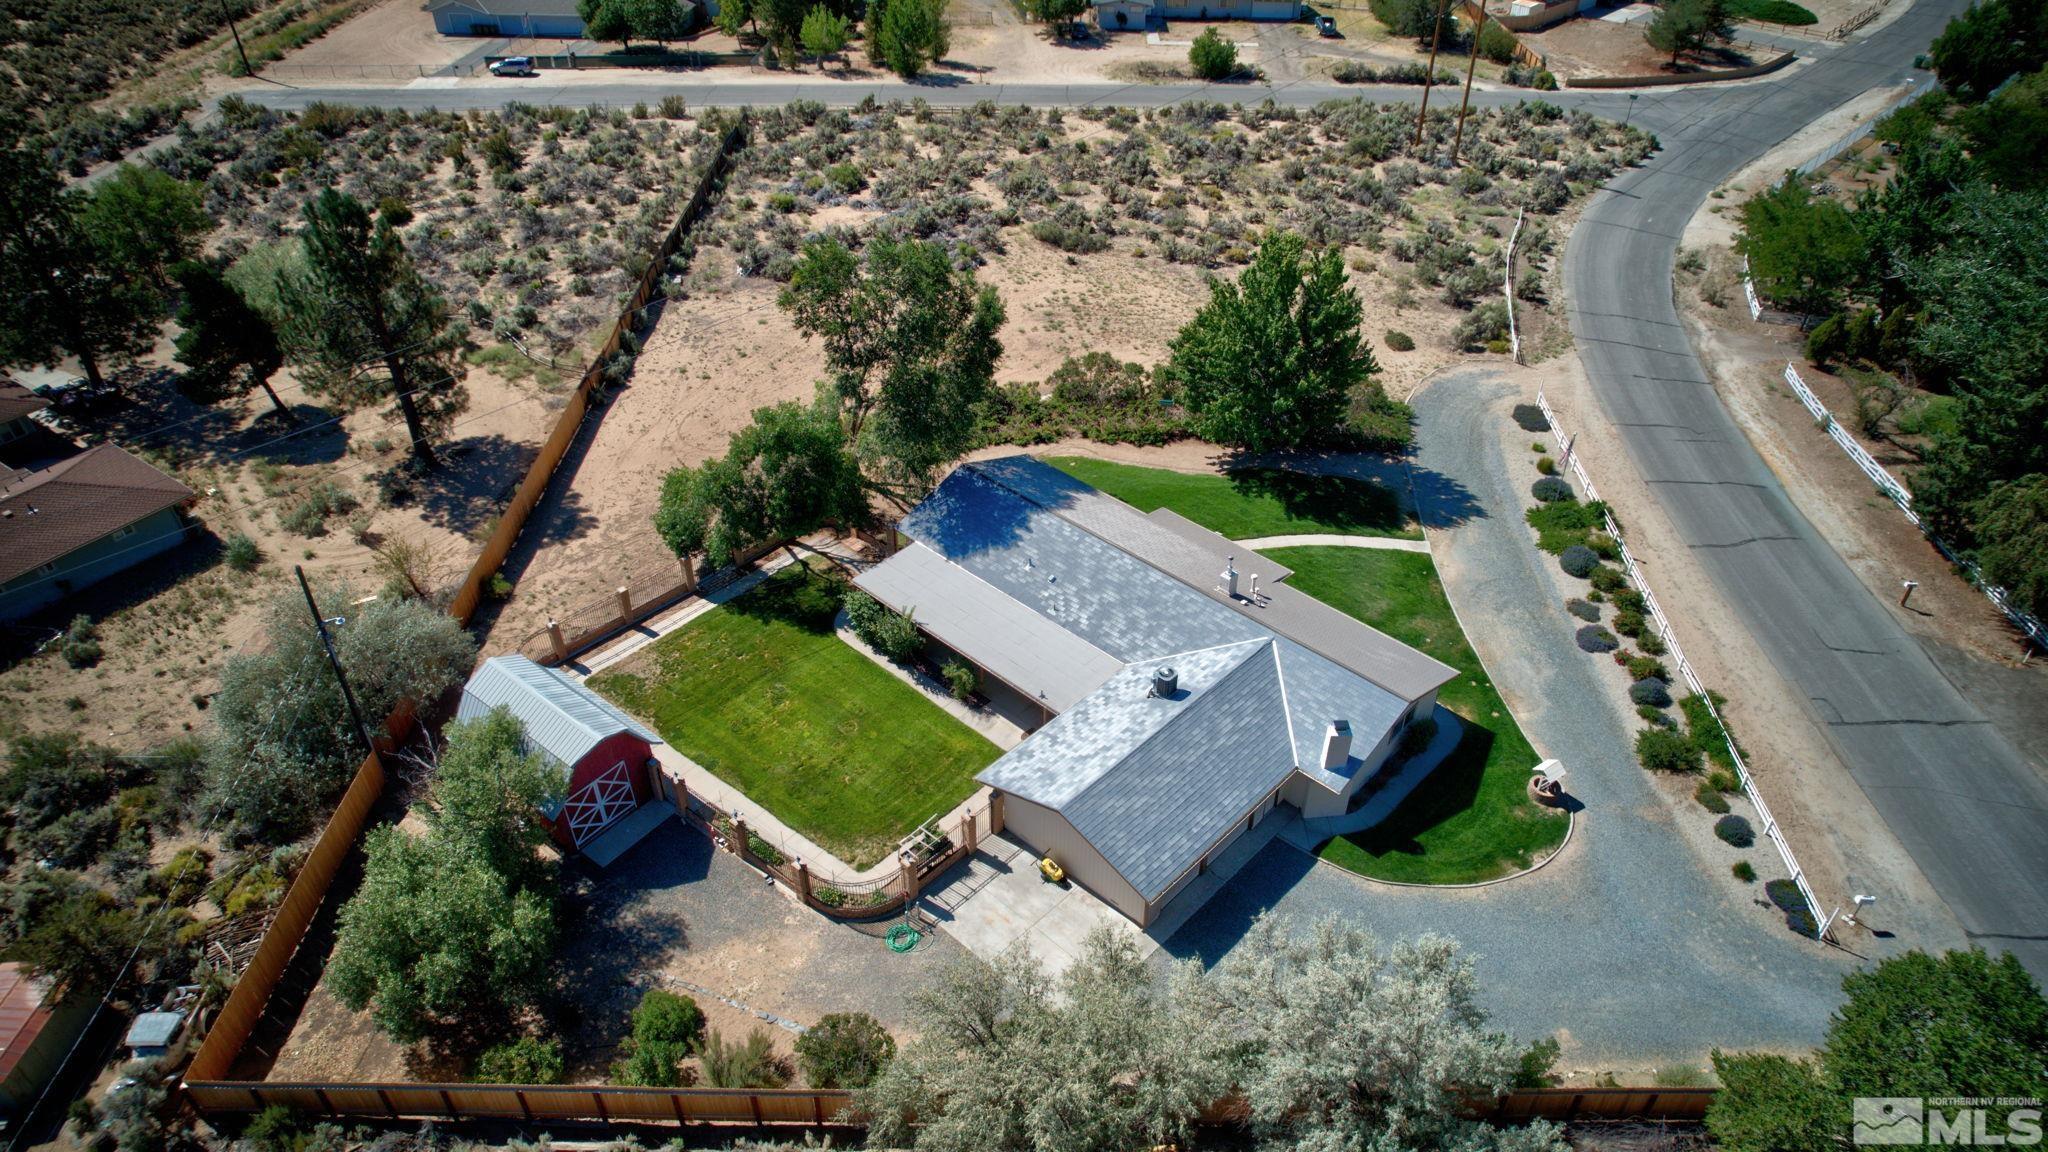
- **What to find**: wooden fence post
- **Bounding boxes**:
[731,814,750,857]
[615,585,632,620]
[795,859,813,903]
[680,552,697,595]
[671,774,689,818]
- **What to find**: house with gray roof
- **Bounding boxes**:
[854,455,1456,928]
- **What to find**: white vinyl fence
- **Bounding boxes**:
[1537,390,1840,942]
[1780,364,2046,648]
[1504,208,1525,364]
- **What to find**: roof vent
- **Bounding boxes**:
[1151,666,1178,698]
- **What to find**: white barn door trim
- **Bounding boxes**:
[563,760,636,845]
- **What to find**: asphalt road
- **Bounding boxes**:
[245,9,2048,982]
[1560,0,2048,979]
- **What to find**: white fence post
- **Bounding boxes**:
[1535,389,1840,942]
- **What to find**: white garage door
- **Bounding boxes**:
[562,760,637,846]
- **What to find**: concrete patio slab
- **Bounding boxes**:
[919,834,1158,982]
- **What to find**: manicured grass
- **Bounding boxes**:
[589,565,1000,871]
[1727,0,1818,24]
[1267,546,1568,884]
[1045,456,1421,541]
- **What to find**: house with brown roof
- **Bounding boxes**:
[0,444,197,620]
[0,963,92,1122]
[0,382,50,461]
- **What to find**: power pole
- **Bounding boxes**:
[1413,0,1455,145]
[296,566,377,756]
[1451,3,1487,162]
[219,0,253,77]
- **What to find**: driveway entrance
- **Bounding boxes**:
[918,835,1157,982]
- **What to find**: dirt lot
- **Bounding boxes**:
[1516,12,1769,81]
[484,99,1649,648]
[269,0,482,70]
[268,818,964,1084]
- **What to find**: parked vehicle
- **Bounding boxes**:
[1315,14,1340,36]
[32,376,120,416]
[489,56,537,77]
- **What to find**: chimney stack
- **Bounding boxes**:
[1321,720,1353,770]
[1220,556,1238,598]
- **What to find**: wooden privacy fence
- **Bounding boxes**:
[185,119,748,1097]
[447,119,747,626]
[183,1081,1713,1126]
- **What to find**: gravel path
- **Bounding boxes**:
[1156,368,1851,1068]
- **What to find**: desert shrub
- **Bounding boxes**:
[1680,692,1738,770]
[825,163,867,193]
[1511,403,1550,431]
[1535,455,1557,476]
[1630,677,1673,708]
[845,590,924,661]
[279,482,360,537]
[1332,62,1456,84]
[225,533,262,572]
[1636,726,1701,772]
[1707,767,1741,794]
[660,95,690,118]
[153,847,213,907]
[1589,565,1627,593]
[1384,329,1416,351]
[1453,300,1511,350]
[61,616,102,669]
[1626,655,1669,682]
[1566,598,1600,622]
[1638,704,1677,728]
[1525,498,1606,553]
[941,659,978,701]
[24,806,119,868]
[700,1027,788,1089]
[1613,609,1646,638]
[1559,544,1599,577]
[633,989,705,1050]
[1714,814,1755,848]
[1574,625,1618,653]
[1695,779,1730,813]
[475,1035,565,1084]
[1764,878,1806,913]
[1188,27,1240,79]
[1610,589,1646,614]
[1030,217,1109,253]
[795,1012,896,1088]
[1477,21,1520,63]
[1731,860,1756,882]
[1532,476,1573,503]
[1637,630,1667,656]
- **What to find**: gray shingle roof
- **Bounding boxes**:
[458,655,660,771]
[853,541,1122,712]
[881,455,1453,904]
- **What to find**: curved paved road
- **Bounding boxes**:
[1560,0,2048,980]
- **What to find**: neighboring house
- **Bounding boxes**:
[0,964,93,1123]
[0,444,196,621]
[427,0,588,37]
[457,655,663,851]
[0,383,49,460]
[1091,0,1301,30]
[855,456,1456,928]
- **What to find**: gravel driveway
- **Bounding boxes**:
[1156,368,1852,1068]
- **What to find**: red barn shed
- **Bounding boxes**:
[458,655,662,852]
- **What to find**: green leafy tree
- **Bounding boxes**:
[1736,177,1864,315]
[327,828,557,1046]
[1187,27,1239,79]
[1024,0,1089,38]
[716,0,754,35]
[874,0,949,77]
[79,164,210,288]
[279,190,468,468]
[1970,475,2048,620]
[779,237,1005,491]
[203,589,477,844]
[1929,0,2048,98]
[759,0,813,56]
[427,709,564,890]
[0,148,162,388]
[1961,64,2048,188]
[796,1012,895,1088]
[2,878,144,993]
[1644,0,1730,64]
[172,260,289,418]
[630,0,696,41]
[801,4,852,65]
[1709,949,2048,1152]
[1167,231,1378,453]
[653,400,866,568]
[579,0,636,45]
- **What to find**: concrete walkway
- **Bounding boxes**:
[835,613,1028,751]
[1236,533,1433,555]
[1283,708,1467,844]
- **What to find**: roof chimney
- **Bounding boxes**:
[1151,666,1178,698]
[1220,556,1238,598]
[1321,720,1353,770]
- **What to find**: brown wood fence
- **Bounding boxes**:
[184,119,749,1100]
[184,1080,1712,1126]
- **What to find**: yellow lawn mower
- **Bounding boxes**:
[1038,856,1067,885]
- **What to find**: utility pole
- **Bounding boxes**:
[296,566,377,756]
[1451,3,1486,162]
[1413,0,1454,145]
[218,0,253,77]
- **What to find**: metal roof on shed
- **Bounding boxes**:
[458,655,660,770]
[854,541,1122,712]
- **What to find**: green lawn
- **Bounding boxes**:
[588,565,1000,871]
[1266,546,1569,885]
[1045,456,1421,541]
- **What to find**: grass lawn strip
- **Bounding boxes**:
[589,564,1001,871]
[1045,456,1422,541]
[1265,547,1568,884]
